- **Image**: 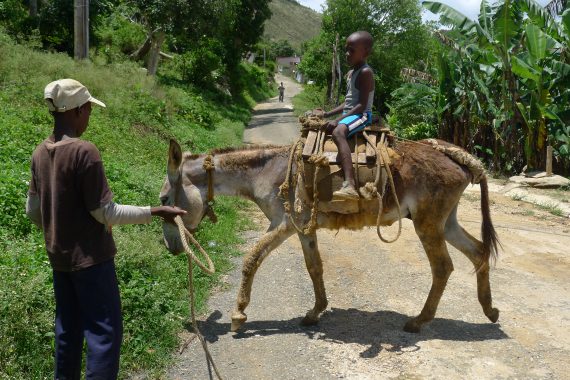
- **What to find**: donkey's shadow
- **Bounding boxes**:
[189,308,508,358]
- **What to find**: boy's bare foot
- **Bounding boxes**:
[333,182,359,200]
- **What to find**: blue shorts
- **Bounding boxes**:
[339,112,372,137]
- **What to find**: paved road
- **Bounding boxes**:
[169,76,570,380]
[243,73,303,145]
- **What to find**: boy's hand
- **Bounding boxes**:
[312,108,325,118]
[151,206,187,223]
[324,119,338,134]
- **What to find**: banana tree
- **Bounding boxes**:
[422,0,569,172]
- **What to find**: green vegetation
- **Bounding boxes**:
[292,84,328,116]
[418,1,570,174]
[1,0,272,87]
[535,202,566,217]
[263,0,322,50]
[0,30,272,378]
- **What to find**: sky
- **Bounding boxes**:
[296,0,552,21]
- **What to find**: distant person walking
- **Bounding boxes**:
[278,82,285,102]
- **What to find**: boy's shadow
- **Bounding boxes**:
[187,307,508,358]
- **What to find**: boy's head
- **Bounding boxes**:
[44,79,105,136]
[345,31,373,67]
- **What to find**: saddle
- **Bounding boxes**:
[296,116,398,214]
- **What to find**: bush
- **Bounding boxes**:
[387,83,438,140]
[94,9,147,63]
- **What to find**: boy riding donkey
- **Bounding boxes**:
[314,31,375,200]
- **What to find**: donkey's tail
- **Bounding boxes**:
[479,176,500,269]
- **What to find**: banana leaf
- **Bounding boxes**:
[511,55,540,81]
[526,23,548,61]
[493,0,520,52]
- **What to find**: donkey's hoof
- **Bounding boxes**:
[403,319,421,333]
[301,313,320,326]
[231,312,247,332]
[487,308,500,323]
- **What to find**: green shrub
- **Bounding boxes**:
[387,83,438,140]
[94,9,147,63]
[292,84,328,116]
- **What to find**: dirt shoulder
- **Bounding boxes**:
[168,78,570,380]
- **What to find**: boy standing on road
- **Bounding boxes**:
[26,79,186,380]
[317,31,375,200]
[278,82,285,102]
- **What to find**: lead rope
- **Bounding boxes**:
[174,215,223,380]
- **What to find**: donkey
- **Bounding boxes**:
[160,138,500,333]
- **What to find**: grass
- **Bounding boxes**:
[535,202,566,217]
[291,83,329,116]
[0,32,272,379]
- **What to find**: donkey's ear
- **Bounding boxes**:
[168,139,182,179]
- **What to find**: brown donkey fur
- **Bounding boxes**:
[161,139,500,333]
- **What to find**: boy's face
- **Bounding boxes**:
[75,102,92,136]
[345,37,369,67]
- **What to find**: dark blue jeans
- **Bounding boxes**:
[53,259,122,380]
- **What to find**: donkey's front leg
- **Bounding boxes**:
[298,232,328,325]
[231,223,294,331]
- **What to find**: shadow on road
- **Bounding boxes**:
[252,107,294,115]
[190,307,508,358]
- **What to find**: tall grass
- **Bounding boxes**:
[0,33,270,379]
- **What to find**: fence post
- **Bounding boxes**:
[546,145,553,176]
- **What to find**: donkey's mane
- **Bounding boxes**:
[210,144,287,155]
[182,144,288,161]
[182,144,290,169]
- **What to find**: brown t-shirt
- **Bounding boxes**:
[29,137,116,272]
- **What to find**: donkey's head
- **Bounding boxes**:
[160,139,207,254]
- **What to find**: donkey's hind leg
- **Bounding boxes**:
[444,207,499,323]
[231,223,294,332]
[405,219,454,333]
[298,232,328,325]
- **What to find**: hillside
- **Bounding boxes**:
[264,0,322,50]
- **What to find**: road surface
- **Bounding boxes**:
[169,76,570,380]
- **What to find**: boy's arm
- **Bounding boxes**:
[323,102,345,118]
[25,193,42,229]
[90,202,186,226]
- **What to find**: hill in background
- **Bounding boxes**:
[264,0,322,51]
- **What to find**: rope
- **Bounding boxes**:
[304,130,328,234]
[174,216,222,380]
[362,132,403,243]
[203,155,215,203]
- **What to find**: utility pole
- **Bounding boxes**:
[74,0,89,60]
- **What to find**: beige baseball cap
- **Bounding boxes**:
[44,78,106,112]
